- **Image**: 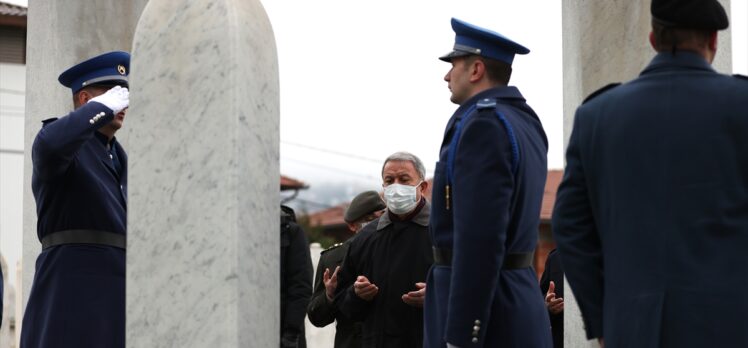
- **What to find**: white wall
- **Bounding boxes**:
[0,62,25,289]
[733,0,748,75]
[0,62,25,346]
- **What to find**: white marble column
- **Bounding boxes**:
[561,1,731,346]
[732,0,748,74]
[21,0,147,334]
[123,0,279,346]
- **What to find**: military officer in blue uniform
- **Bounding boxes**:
[424,18,552,348]
[21,51,131,348]
[552,0,748,347]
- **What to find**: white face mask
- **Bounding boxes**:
[383,182,421,215]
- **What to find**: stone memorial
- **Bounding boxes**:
[123,0,280,346]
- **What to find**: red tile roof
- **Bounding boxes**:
[541,170,563,222]
[281,175,308,191]
[0,2,26,16]
[307,203,348,227]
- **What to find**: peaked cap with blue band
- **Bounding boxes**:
[58,51,130,94]
[439,18,529,64]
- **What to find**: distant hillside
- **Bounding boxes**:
[282,180,380,216]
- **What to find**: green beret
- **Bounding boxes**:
[651,0,728,31]
[344,191,386,223]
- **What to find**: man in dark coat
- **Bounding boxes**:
[280,205,313,348]
[424,18,551,348]
[307,190,385,348]
[539,249,564,348]
[334,152,434,348]
[22,51,131,348]
[552,1,748,347]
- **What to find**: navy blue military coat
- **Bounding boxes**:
[22,101,126,348]
[553,52,748,348]
[425,86,552,347]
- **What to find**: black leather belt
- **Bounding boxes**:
[433,246,533,269]
[41,229,126,250]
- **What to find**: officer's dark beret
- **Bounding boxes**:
[651,0,728,31]
[58,51,130,94]
[344,191,386,224]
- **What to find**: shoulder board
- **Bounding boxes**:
[475,98,497,110]
[321,242,344,254]
[733,74,748,81]
[41,117,59,127]
[582,83,621,104]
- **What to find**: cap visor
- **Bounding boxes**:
[439,50,472,62]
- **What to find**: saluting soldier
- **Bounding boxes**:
[553,0,748,347]
[21,51,131,348]
[307,190,385,348]
[424,18,552,348]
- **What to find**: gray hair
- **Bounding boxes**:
[381,151,426,180]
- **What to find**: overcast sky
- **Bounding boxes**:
[262,0,564,193]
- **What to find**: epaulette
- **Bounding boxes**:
[321,242,344,254]
[41,117,59,127]
[582,83,621,104]
[733,74,748,81]
[475,98,497,110]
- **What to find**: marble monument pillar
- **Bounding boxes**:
[123,0,279,346]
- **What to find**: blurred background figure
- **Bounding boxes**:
[281,205,313,348]
[539,249,563,348]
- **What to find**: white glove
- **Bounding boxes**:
[90,86,129,114]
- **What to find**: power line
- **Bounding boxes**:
[282,140,381,163]
[283,157,381,182]
[282,141,435,177]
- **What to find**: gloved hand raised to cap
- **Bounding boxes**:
[90,85,129,114]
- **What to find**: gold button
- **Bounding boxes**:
[474,320,481,325]
[473,325,480,331]
[89,119,94,124]
[472,337,478,343]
